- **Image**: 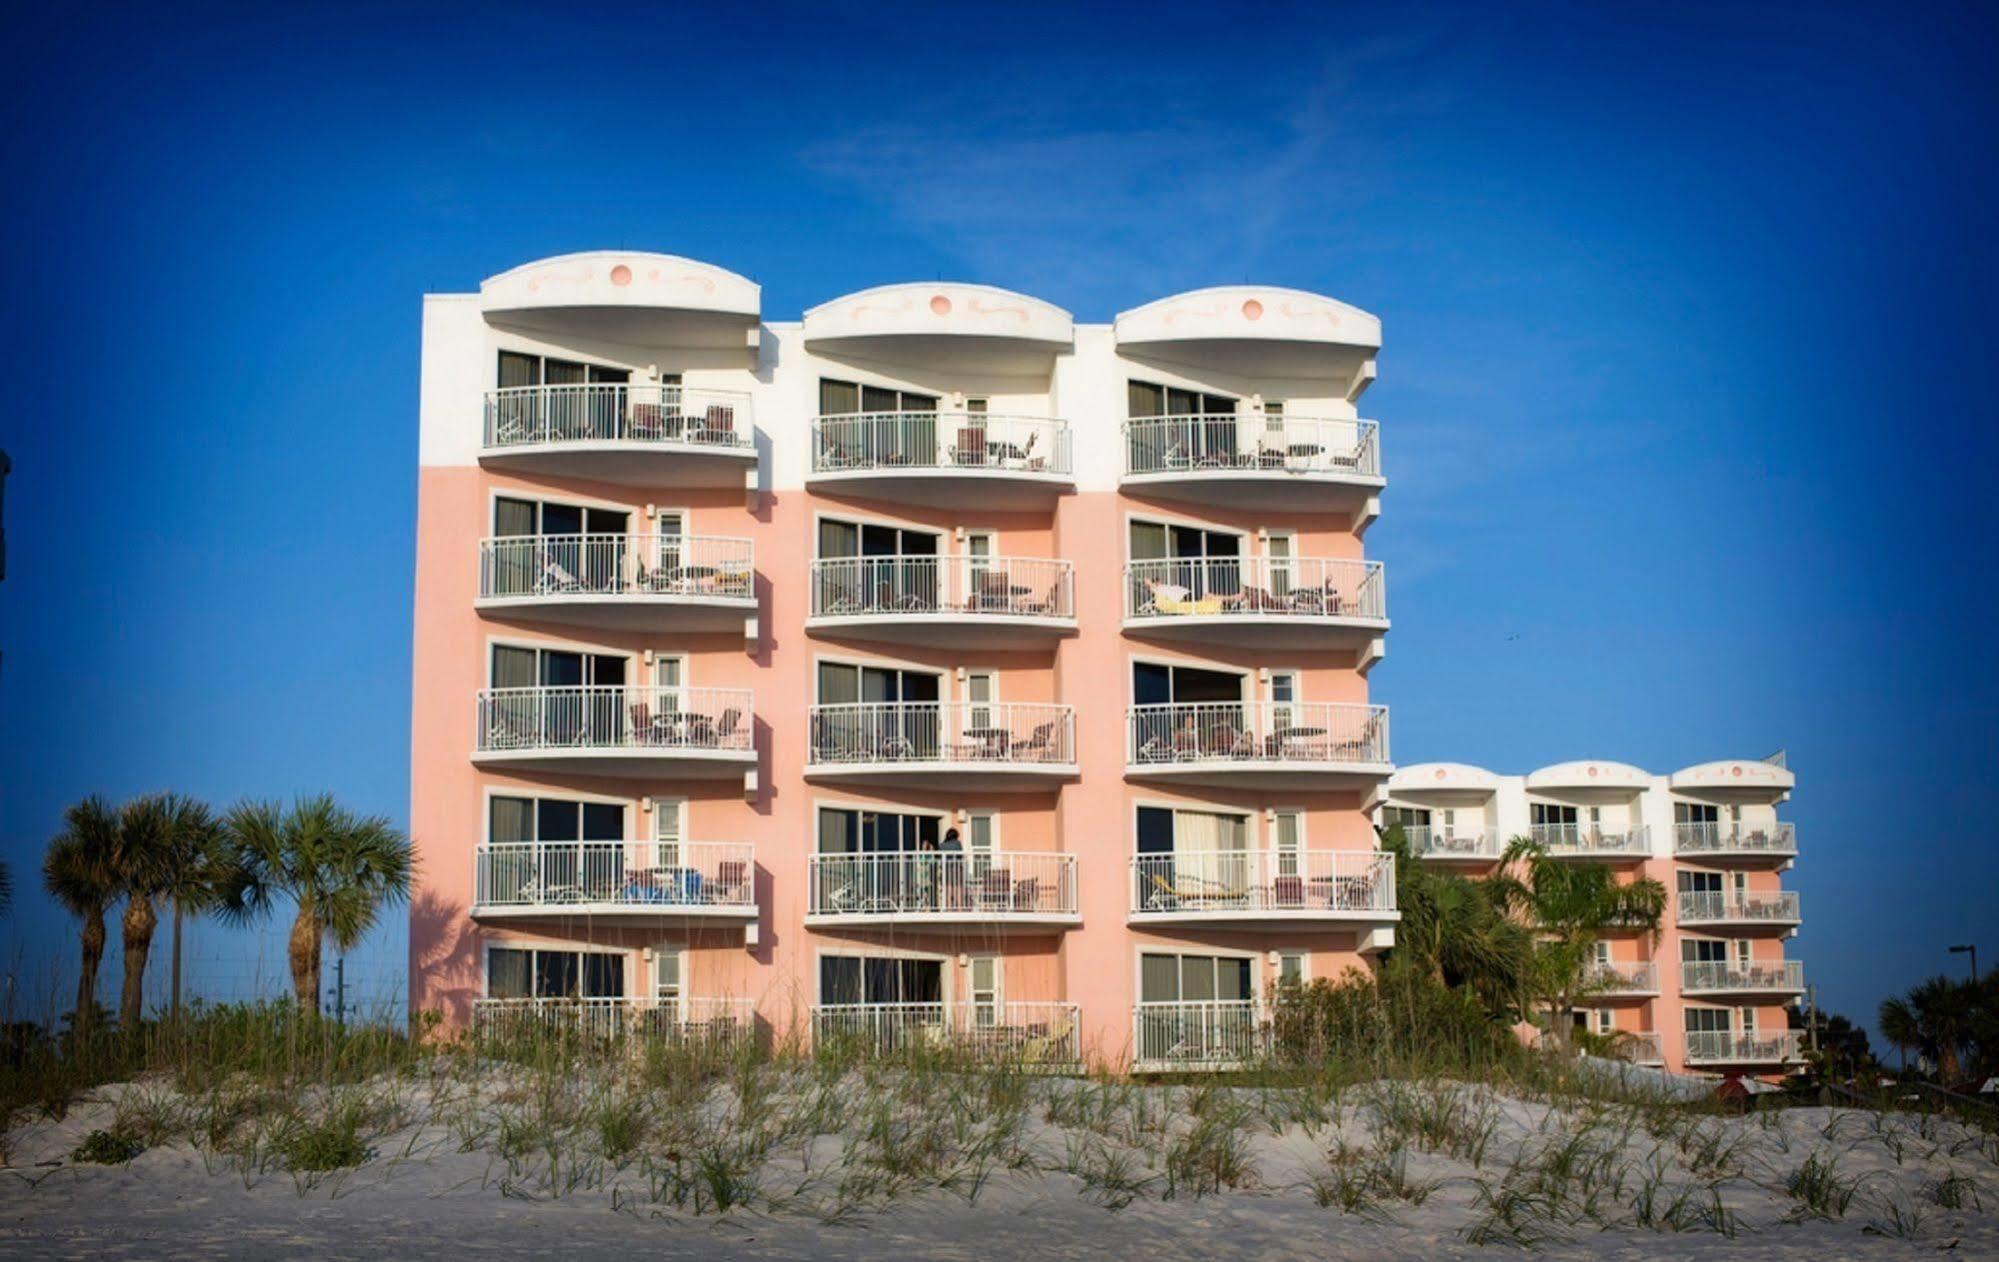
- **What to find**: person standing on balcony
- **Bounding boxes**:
[940,828,965,911]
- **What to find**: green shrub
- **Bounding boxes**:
[1270,963,1521,1075]
[275,1110,371,1171]
[72,1128,144,1164]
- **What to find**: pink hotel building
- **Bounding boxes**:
[409,251,1803,1076]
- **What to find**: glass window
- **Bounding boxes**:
[487,947,532,999]
[1278,952,1306,987]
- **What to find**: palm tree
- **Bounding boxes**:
[1878,974,1977,1084]
[128,793,226,1022]
[1484,836,1667,1051]
[110,795,174,1032]
[218,795,414,1010]
[41,797,123,1031]
[1378,825,1530,1019]
[0,858,12,916]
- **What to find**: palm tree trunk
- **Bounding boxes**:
[170,900,184,1023]
[120,895,158,1031]
[288,906,322,1013]
[76,907,107,1032]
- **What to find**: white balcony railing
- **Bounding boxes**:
[1680,960,1805,993]
[1583,962,1658,994]
[1123,414,1379,479]
[1683,1029,1806,1064]
[1677,890,1803,925]
[475,841,755,912]
[812,413,1072,476]
[810,555,1073,621]
[808,851,1076,919]
[483,384,753,450]
[1612,1031,1665,1065]
[811,1001,1080,1064]
[1529,823,1652,858]
[1125,557,1384,622]
[808,701,1074,767]
[480,534,754,602]
[1127,701,1389,767]
[472,996,756,1042]
[1133,1001,1269,1069]
[1672,822,1798,858]
[477,686,753,755]
[1403,825,1503,860]
[1131,850,1395,916]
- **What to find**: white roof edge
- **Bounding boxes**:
[481,250,758,294]
[803,280,1071,324]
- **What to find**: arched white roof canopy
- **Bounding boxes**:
[480,251,761,348]
[1525,760,1652,792]
[1114,285,1381,390]
[1669,760,1796,795]
[803,282,1074,373]
[1386,762,1501,793]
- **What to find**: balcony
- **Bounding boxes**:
[1583,962,1659,997]
[1404,825,1503,863]
[472,685,755,779]
[1676,890,1802,931]
[1132,1001,1269,1072]
[1125,701,1390,790]
[1122,556,1386,652]
[477,534,756,635]
[479,384,756,488]
[805,701,1077,791]
[471,996,756,1044]
[809,413,1073,508]
[1129,849,1397,930]
[1610,1031,1665,1066]
[1679,960,1806,998]
[1120,415,1383,515]
[811,1001,1080,1067]
[1672,822,1797,865]
[807,555,1075,648]
[806,851,1078,931]
[1528,823,1652,862]
[472,840,756,925]
[1683,1029,1806,1067]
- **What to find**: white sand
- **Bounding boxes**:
[3,1076,1995,1260]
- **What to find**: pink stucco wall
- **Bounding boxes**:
[410,461,1382,1067]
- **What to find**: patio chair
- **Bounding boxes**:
[1012,721,1060,762]
[1272,874,1305,908]
[1011,876,1041,912]
[705,707,745,749]
[953,425,988,467]
[714,859,752,904]
[977,868,1014,911]
[537,552,583,594]
[693,404,736,444]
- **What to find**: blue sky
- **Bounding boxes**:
[0,1,1993,1032]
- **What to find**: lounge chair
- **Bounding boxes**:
[1143,870,1247,911]
[1017,1016,1075,1066]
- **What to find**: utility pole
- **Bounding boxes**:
[327,956,347,1027]
[1949,943,1978,984]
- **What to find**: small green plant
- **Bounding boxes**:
[1784,1149,1857,1220]
[1924,1172,1980,1210]
[71,1128,144,1164]
[275,1112,370,1172]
